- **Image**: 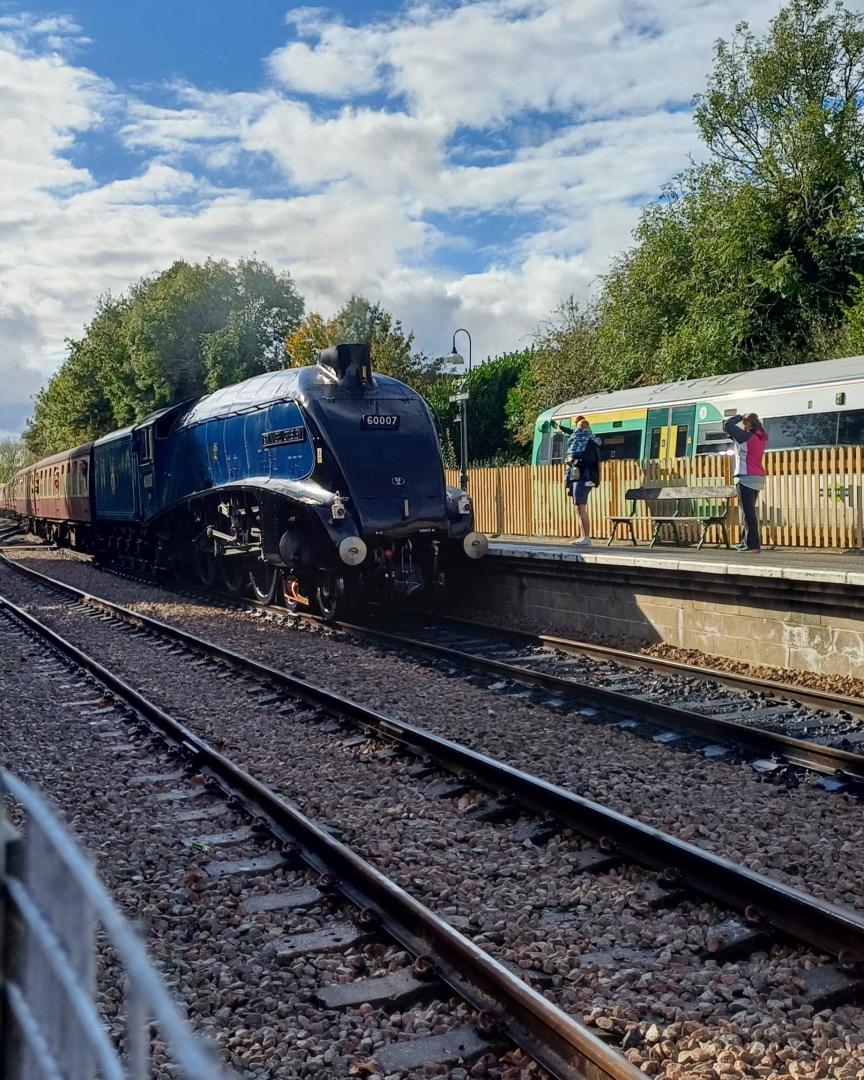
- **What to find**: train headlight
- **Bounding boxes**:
[338,536,367,566]
[462,531,488,559]
[457,494,472,515]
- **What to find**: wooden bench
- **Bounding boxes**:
[608,485,737,549]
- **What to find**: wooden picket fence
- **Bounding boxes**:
[446,446,864,549]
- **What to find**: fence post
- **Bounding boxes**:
[494,471,504,537]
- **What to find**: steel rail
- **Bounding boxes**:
[0,592,642,1080]
[3,556,864,966]
[429,610,864,721]
[328,616,864,784]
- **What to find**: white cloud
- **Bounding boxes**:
[0,0,791,438]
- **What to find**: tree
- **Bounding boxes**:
[286,313,333,367]
[595,0,864,385]
[425,351,530,465]
[0,439,33,482]
[24,258,304,454]
[286,296,446,397]
[507,300,601,447]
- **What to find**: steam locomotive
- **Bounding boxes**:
[1,344,487,618]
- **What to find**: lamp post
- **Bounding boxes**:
[449,328,472,490]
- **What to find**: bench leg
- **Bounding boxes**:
[628,521,637,546]
[720,521,730,549]
[650,522,662,549]
[607,521,619,546]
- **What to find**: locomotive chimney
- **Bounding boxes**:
[318,343,373,388]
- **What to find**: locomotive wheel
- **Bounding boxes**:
[195,544,217,588]
[249,558,278,604]
[315,570,347,622]
[221,556,248,596]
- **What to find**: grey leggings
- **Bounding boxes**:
[736,483,761,550]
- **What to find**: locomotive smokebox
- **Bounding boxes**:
[318,343,373,388]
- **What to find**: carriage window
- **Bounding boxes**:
[696,422,732,455]
[765,411,838,449]
[838,409,864,446]
[674,425,689,457]
[598,430,642,460]
[550,431,566,463]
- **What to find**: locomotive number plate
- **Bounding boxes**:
[262,426,307,448]
[361,414,400,430]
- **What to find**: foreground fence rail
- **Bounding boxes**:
[447,447,864,549]
[0,771,223,1080]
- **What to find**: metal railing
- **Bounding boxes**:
[0,771,225,1080]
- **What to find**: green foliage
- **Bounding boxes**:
[0,439,34,483]
[286,296,447,396]
[507,301,601,446]
[425,351,531,464]
[25,258,303,455]
[596,0,864,387]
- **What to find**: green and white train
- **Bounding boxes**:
[532,355,864,465]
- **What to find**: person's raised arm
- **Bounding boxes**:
[723,415,753,443]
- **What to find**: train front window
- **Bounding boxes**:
[537,429,552,464]
[550,431,565,463]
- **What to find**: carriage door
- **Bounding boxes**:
[646,408,670,459]
[670,404,696,459]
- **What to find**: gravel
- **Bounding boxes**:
[2,548,864,1078]
[5,548,863,912]
[0,607,539,1080]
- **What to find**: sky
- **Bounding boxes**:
[0,0,790,440]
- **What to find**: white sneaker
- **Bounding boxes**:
[569,537,591,546]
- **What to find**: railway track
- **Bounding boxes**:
[25,533,864,786]
[331,609,864,786]
[0,585,625,1080]
[3,549,864,1078]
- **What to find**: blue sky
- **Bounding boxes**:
[0,0,786,438]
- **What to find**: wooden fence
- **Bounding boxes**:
[446,446,864,549]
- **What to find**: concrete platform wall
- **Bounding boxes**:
[450,556,864,678]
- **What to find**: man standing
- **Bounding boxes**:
[723,413,768,552]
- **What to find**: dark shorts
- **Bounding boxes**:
[571,481,591,506]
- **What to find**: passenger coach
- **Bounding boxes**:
[533,355,864,465]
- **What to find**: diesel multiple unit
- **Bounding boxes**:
[1,344,487,618]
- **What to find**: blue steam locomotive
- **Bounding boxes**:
[6,344,487,618]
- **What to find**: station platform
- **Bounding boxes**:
[489,539,864,588]
[450,539,864,678]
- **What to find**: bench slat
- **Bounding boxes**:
[623,485,737,500]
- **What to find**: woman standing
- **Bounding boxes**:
[565,417,601,546]
[723,412,768,552]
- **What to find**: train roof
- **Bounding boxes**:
[547,355,864,421]
[16,441,92,475]
[176,365,414,428]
